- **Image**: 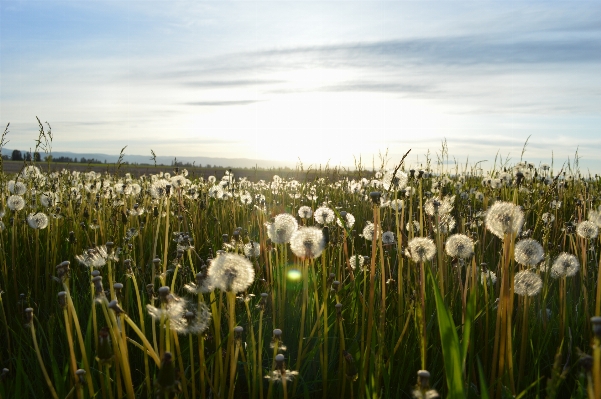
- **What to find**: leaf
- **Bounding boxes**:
[427,266,465,398]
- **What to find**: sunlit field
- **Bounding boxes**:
[0,135,600,399]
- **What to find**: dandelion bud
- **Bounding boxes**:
[92,276,104,297]
[68,231,76,243]
[157,352,176,392]
[165,184,171,195]
[113,283,124,297]
[579,354,593,372]
[158,286,170,301]
[1,368,9,382]
[273,329,282,338]
[322,226,329,245]
[108,300,124,315]
[56,261,70,281]
[369,192,381,205]
[275,354,285,371]
[222,234,229,243]
[57,291,67,308]
[153,207,159,217]
[234,326,243,340]
[153,258,161,267]
[106,241,114,250]
[335,303,343,318]
[409,169,415,178]
[24,307,34,324]
[591,316,601,338]
[331,280,340,292]
[327,273,335,284]
[417,370,430,389]
[75,369,86,384]
[96,327,113,364]
[516,171,524,186]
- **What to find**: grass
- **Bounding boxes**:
[0,145,599,399]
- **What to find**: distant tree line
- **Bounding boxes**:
[4,150,102,164]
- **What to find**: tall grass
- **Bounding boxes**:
[0,142,599,398]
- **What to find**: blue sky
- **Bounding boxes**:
[1,0,600,173]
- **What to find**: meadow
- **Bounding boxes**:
[0,141,600,398]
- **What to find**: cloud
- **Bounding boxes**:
[184,100,261,106]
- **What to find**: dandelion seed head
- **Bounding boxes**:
[514,239,544,267]
[445,234,474,259]
[485,201,524,239]
[27,212,49,229]
[406,237,436,263]
[576,220,598,240]
[550,252,580,278]
[290,227,326,259]
[297,206,313,219]
[266,213,298,244]
[314,206,335,225]
[207,253,254,293]
[382,231,395,245]
[243,242,261,258]
[360,222,381,241]
[7,195,25,211]
[514,270,543,296]
[336,212,355,229]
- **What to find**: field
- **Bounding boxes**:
[0,152,600,399]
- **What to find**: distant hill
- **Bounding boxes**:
[1,148,296,169]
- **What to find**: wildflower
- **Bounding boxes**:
[265,354,298,383]
[239,192,252,205]
[541,212,555,224]
[184,270,213,294]
[336,212,355,229]
[7,195,25,211]
[75,245,117,268]
[433,214,456,234]
[207,253,254,293]
[314,206,335,225]
[349,255,364,270]
[485,201,524,239]
[550,253,580,278]
[480,269,497,285]
[576,220,599,240]
[514,239,544,267]
[588,210,601,228]
[8,180,27,195]
[243,241,261,258]
[406,237,436,263]
[514,270,543,296]
[290,227,326,259]
[360,222,381,241]
[381,170,408,191]
[444,234,474,259]
[424,195,455,216]
[297,206,313,219]
[382,231,395,245]
[265,214,298,244]
[406,220,420,234]
[27,212,49,230]
[389,199,404,212]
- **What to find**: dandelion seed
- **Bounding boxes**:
[445,234,474,259]
[336,212,355,229]
[314,206,335,225]
[207,253,254,293]
[26,212,49,230]
[382,231,395,245]
[485,201,524,239]
[265,214,298,244]
[406,237,436,263]
[576,220,599,240]
[243,242,261,258]
[290,227,326,259]
[360,222,381,241]
[550,253,580,278]
[349,255,364,270]
[514,239,544,267]
[480,269,497,285]
[297,206,313,219]
[514,270,543,296]
[7,195,25,211]
[541,212,555,224]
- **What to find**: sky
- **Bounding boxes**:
[1,0,600,173]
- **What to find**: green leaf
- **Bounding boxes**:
[427,266,465,398]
